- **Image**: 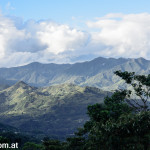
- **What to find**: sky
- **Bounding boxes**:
[0,0,150,67]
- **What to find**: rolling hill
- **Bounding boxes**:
[0,81,109,139]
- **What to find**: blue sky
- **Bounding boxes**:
[1,0,150,24]
[0,0,150,67]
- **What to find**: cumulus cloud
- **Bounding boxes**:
[1,13,150,67]
[36,22,89,54]
[0,14,89,67]
[87,13,150,58]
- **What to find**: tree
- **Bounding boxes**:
[65,136,86,150]
[115,70,150,111]
[65,71,150,150]
[42,139,64,150]
[23,142,43,150]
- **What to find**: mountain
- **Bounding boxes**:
[0,81,109,139]
[0,57,149,138]
[0,57,149,90]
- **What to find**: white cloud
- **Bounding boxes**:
[0,14,89,67]
[36,22,89,54]
[1,13,150,67]
[87,13,150,58]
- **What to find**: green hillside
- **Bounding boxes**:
[0,81,109,139]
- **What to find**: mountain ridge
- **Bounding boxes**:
[0,57,149,90]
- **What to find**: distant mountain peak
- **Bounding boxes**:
[13,81,29,89]
[15,81,27,85]
[136,57,147,62]
[27,62,41,65]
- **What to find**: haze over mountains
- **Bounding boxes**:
[0,57,150,90]
[0,57,149,91]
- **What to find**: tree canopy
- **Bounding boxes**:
[60,71,150,150]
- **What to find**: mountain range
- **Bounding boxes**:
[0,56,150,139]
[0,57,149,91]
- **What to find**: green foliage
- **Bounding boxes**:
[42,139,64,150]
[65,136,86,150]
[64,71,150,150]
[23,142,43,150]
[87,90,132,123]
[115,70,150,111]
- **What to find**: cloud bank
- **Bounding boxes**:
[87,13,150,58]
[0,13,150,67]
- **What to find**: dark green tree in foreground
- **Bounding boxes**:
[115,70,150,112]
[62,71,150,150]
[23,142,43,150]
